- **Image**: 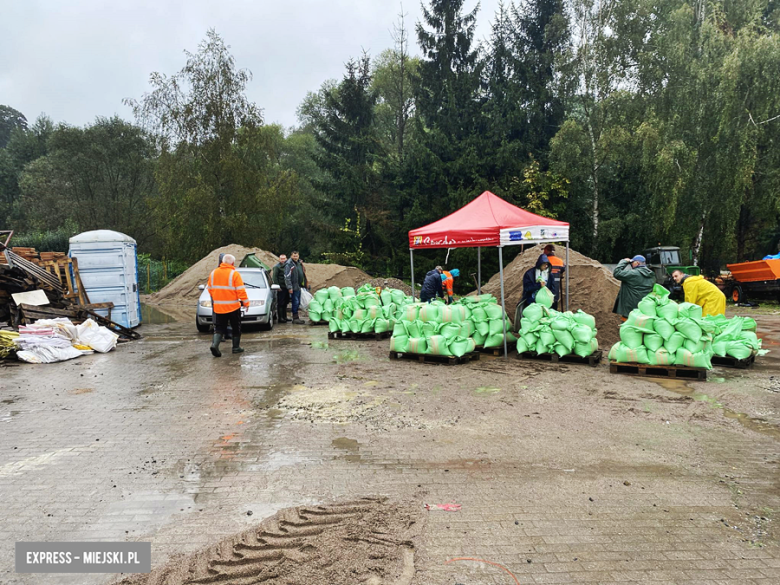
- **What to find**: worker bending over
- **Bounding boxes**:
[420,266,444,303]
[613,255,655,320]
[672,270,726,317]
[441,268,460,304]
[206,254,249,357]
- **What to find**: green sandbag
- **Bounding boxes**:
[380,291,393,306]
[449,336,476,357]
[535,286,554,308]
[742,317,757,332]
[649,283,671,302]
[488,319,505,336]
[484,304,504,320]
[403,305,421,322]
[428,335,453,356]
[535,338,550,355]
[678,302,703,319]
[648,348,674,365]
[340,319,351,334]
[390,335,409,353]
[664,331,686,353]
[349,319,362,334]
[405,320,422,338]
[419,304,441,322]
[573,310,596,329]
[553,329,575,351]
[314,289,329,303]
[483,333,505,348]
[712,340,728,357]
[353,308,368,321]
[341,306,354,319]
[374,319,390,333]
[550,316,570,331]
[364,297,381,309]
[590,338,599,353]
[619,326,645,350]
[309,300,323,313]
[366,306,381,319]
[471,307,487,321]
[638,298,657,317]
[439,323,461,340]
[522,304,545,322]
[329,319,341,333]
[408,337,428,354]
[675,318,702,342]
[740,331,760,348]
[309,311,322,322]
[644,333,664,352]
[389,290,403,305]
[360,319,375,333]
[609,342,650,364]
[460,321,475,337]
[571,324,593,344]
[475,320,490,336]
[726,342,753,360]
[516,338,529,353]
[657,302,679,321]
[521,318,540,334]
[422,321,439,337]
[675,348,712,369]
[540,330,556,347]
[553,343,569,357]
[328,286,342,301]
[522,332,538,347]
[574,341,593,358]
[654,318,675,340]
[342,287,356,297]
[393,321,407,336]
[322,310,333,321]
[472,331,488,346]
[626,310,656,331]
[442,305,467,323]
[381,305,395,319]
[684,338,706,353]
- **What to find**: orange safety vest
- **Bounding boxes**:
[442,271,454,297]
[207,263,249,314]
[548,255,565,273]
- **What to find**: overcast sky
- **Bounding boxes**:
[1,0,502,131]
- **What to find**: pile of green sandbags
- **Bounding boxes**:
[321,284,414,335]
[389,294,517,357]
[702,314,761,360]
[609,284,721,369]
[517,299,599,358]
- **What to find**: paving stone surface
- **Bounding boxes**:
[1,311,779,584]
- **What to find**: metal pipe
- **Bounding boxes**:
[499,246,508,359]
[477,247,481,294]
[565,242,570,311]
[410,249,415,300]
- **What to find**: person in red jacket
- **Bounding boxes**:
[206,254,249,357]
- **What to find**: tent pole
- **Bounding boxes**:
[565,241,570,311]
[477,247,481,294]
[410,249,415,300]
[499,246,508,359]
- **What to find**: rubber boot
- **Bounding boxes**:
[210,334,223,357]
[232,335,244,354]
[292,313,305,325]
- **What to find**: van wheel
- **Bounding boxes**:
[196,319,210,333]
[261,315,274,331]
[731,285,744,304]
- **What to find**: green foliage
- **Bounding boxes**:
[8,223,78,252]
[137,253,189,294]
[0,105,27,149]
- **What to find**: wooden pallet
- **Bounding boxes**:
[517,350,603,367]
[475,341,517,356]
[329,330,391,341]
[309,320,329,326]
[388,350,480,365]
[711,353,756,369]
[609,361,707,381]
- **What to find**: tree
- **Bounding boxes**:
[0,105,28,149]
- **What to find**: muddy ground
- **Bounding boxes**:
[1,305,780,584]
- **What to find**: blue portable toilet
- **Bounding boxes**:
[68,230,141,328]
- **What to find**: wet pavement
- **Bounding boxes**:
[1,306,780,583]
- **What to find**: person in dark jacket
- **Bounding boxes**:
[420,266,444,303]
[521,254,559,307]
[613,255,656,318]
[284,251,308,324]
[272,254,289,323]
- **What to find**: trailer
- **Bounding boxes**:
[724,259,780,303]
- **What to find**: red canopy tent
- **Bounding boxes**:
[408,191,570,357]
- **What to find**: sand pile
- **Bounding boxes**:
[480,244,622,347]
[148,245,280,304]
[147,245,373,304]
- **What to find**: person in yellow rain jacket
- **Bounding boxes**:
[207,254,249,357]
[672,270,726,317]
[441,269,460,304]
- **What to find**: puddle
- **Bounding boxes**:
[141,303,180,325]
[332,437,361,462]
[652,379,780,439]
[474,386,501,395]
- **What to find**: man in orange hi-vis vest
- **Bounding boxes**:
[441,269,460,304]
[206,253,249,357]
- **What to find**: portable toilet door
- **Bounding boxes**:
[68,230,141,328]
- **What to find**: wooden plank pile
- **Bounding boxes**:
[0,244,141,340]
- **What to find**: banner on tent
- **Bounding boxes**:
[499,226,569,247]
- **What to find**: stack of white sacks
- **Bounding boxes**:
[15,318,119,364]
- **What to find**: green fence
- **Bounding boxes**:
[137,255,189,294]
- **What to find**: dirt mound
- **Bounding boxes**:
[480,244,622,347]
[306,264,372,293]
[115,497,420,585]
[148,245,280,304]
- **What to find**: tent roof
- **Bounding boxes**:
[409,191,569,249]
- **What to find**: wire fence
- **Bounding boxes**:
[137,255,189,294]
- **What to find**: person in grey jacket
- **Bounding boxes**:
[284,251,308,324]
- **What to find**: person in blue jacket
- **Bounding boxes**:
[420,266,444,303]
[521,254,558,307]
